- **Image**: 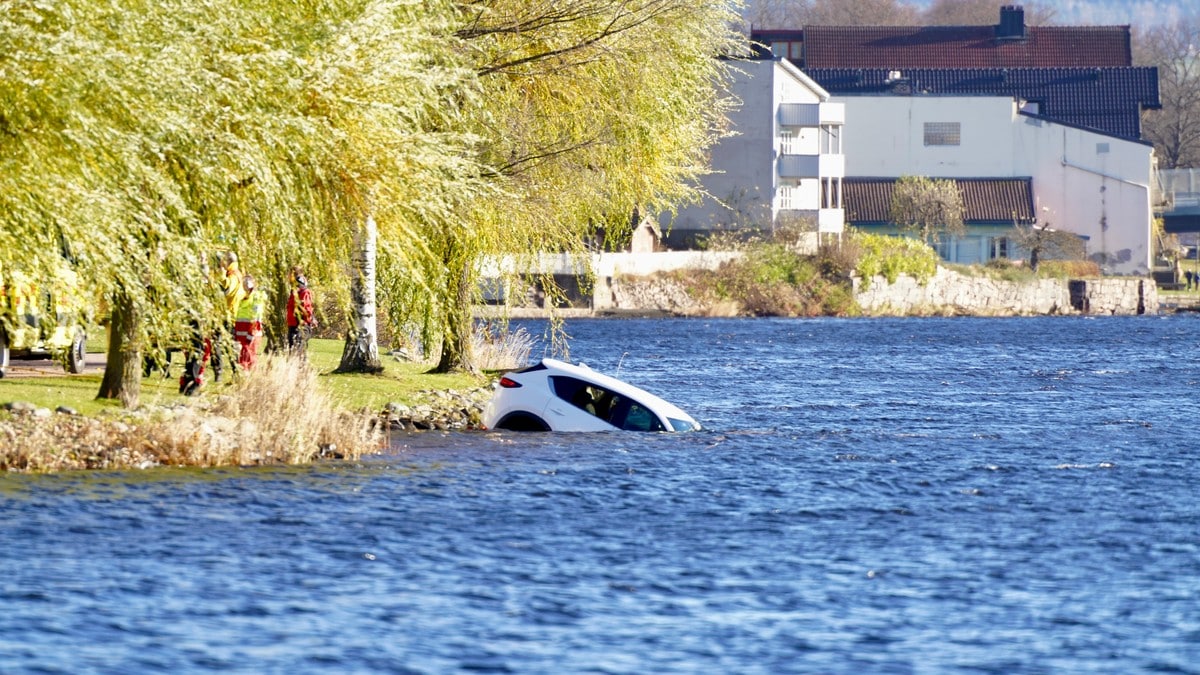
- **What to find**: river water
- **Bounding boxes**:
[2,316,1199,673]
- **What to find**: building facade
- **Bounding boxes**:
[664,57,845,248]
[836,94,1155,273]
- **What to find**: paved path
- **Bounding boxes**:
[2,352,108,379]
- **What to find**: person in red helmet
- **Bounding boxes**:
[285,266,316,359]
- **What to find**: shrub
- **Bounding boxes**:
[472,323,533,371]
[680,239,858,316]
[0,355,383,473]
[852,231,938,290]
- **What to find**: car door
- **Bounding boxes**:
[544,376,617,431]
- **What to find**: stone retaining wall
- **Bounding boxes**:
[591,267,1157,317]
[854,267,1156,316]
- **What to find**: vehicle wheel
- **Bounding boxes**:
[494,412,551,432]
[0,328,8,378]
[66,329,87,374]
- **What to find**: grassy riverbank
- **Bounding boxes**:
[0,338,488,415]
[0,338,496,473]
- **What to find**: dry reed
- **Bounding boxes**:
[472,325,534,371]
[0,354,384,473]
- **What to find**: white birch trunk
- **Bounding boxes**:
[336,214,383,373]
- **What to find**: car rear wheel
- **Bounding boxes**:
[494,412,551,432]
[66,329,87,374]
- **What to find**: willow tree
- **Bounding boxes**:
[889,176,966,248]
[0,0,225,407]
[3,0,487,401]
[403,0,746,373]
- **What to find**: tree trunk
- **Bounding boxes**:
[96,289,142,408]
[433,253,478,375]
[336,215,383,374]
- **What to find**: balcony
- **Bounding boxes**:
[778,102,845,126]
[778,154,844,179]
[777,208,845,235]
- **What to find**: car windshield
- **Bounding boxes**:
[668,417,699,432]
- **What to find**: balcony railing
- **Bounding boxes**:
[778,102,845,126]
[776,208,845,234]
[778,154,844,178]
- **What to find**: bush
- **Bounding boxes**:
[852,231,938,290]
[0,355,383,473]
[680,240,859,316]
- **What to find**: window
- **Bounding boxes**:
[820,125,841,154]
[779,183,797,210]
[991,237,1009,260]
[549,375,664,431]
[820,177,841,209]
[779,128,798,155]
[935,237,955,261]
[924,122,961,146]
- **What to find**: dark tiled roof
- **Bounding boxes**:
[844,177,1035,225]
[796,25,1131,68]
[808,67,1159,141]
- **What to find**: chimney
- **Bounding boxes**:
[997,5,1026,41]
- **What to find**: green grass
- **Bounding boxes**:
[1,338,490,415]
[306,338,488,410]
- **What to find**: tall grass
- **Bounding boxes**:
[472,324,534,371]
[0,354,383,473]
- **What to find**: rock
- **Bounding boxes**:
[56,406,79,416]
[3,401,38,414]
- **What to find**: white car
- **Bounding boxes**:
[483,358,701,432]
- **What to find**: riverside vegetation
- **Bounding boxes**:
[666,229,1099,317]
[1,233,1103,473]
[0,332,532,473]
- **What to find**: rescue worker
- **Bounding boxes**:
[233,273,266,370]
[285,266,316,359]
[178,317,211,396]
[213,251,245,381]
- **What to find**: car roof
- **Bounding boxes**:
[538,358,695,421]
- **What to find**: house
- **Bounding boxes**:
[845,176,1035,264]
[663,57,845,250]
[748,5,1161,275]
[780,6,1133,69]
[837,94,1155,273]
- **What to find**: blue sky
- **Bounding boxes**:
[999,1,1190,27]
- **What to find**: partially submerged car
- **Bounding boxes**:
[0,267,88,378]
[483,358,700,432]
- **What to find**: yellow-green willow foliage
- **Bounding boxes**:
[392,0,746,371]
[1,0,484,403]
[2,0,746,391]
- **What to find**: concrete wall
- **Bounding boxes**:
[835,94,1155,275]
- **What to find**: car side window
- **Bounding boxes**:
[551,376,606,418]
[548,376,663,431]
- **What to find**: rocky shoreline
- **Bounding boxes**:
[378,386,494,432]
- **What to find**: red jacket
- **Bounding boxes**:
[286,286,315,328]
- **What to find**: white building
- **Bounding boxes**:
[836,93,1156,275]
[665,57,845,249]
